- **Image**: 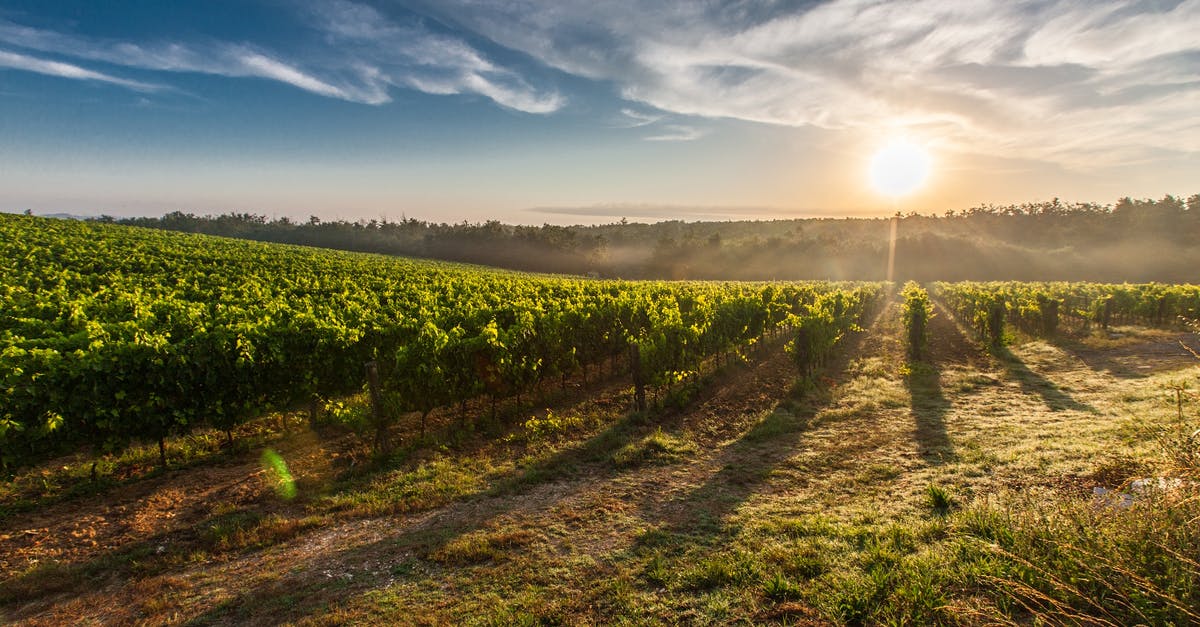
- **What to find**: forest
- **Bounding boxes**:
[106,194,1200,282]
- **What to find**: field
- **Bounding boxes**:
[2,216,1199,625]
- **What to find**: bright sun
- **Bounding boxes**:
[868,138,931,198]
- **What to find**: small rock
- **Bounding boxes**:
[1092,486,1133,508]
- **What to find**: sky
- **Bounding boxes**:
[1,0,1197,225]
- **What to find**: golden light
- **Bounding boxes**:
[868,137,931,198]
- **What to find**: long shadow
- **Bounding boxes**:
[905,361,954,465]
[52,308,891,624]
[177,410,684,624]
[0,500,314,615]
[630,303,889,540]
[930,299,1093,413]
[996,347,1095,412]
[1048,332,1200,380]
[0,366,656,622]
[176,336,810,625]
[633,401,816,543]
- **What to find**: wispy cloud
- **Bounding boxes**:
[305,0,563,112]
[0,48,161,91]
[615,107,705,140]
[417,0,1200,166]
[232,49,361,99]
[3,1,1196,165]
[0,1,562,113]
[0,17,390,103]
[643,124,704,142]
[617,108,663,127]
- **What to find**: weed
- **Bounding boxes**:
[762,572,802,601]
[507,410,584,444]
[678,552,760,591]
[820,568,891,624]
[958,487,1200,626]
[641,554,671,588]
[200,511,319,552]
[925,483,955,515]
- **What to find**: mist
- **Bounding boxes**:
[106,194,1199,282]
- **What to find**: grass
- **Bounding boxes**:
[610,428,697,468]
[925,483,955,515]
[429,527,540,565]
[3,300,1199,625]
[954,484,1200,625]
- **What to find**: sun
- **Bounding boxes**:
[868,138,931,198]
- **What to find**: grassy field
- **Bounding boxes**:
[2,293,1198,625]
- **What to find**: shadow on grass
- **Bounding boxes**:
[1046,333,1144,380]
[189,312,889,624]
[172,341,804,625]
[996,347,1094,413]
[635,401,815,542]
[1047,331,1200,380]
[905,361,954,465]
[0,370,643,622]
[24,320,882,625]
[631,307,886,540]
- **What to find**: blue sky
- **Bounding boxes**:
[1,0,1197,224]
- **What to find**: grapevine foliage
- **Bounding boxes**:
[932,281,1200,345]
[0,214,881,467]
[901,282,933,360]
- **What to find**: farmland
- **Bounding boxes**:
[2,215,1199,625]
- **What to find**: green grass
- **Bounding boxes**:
[610,428,697,468]
[924,483,955,515]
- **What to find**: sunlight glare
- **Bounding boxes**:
[869,138,931,198]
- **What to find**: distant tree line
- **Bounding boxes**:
[104,194,1200,282]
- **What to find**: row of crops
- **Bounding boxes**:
[932,281,1200,345]
[0,214,882,468]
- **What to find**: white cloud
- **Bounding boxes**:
[0,48,162,91]
[2,0,1196,164]
[303,0,562,113]
[618,108,662,127]
[0,2,562,113]
[415,0,1200,166]
[459,73,564,113]
[235,49,379,102]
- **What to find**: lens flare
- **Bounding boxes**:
[261,448,296,499]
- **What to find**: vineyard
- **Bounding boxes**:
[0,214,880,468]
[932,281,1200,345]
[2,215,1200,625]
